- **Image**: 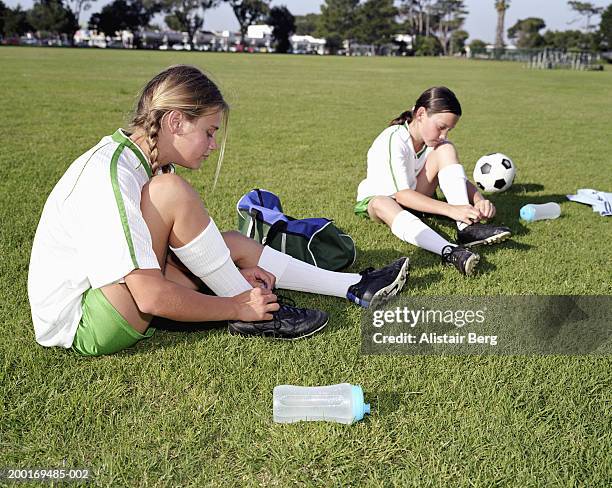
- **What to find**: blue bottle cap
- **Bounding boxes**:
[520,204,535,222]
[351,385,371,422]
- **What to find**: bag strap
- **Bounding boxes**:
[264,220,287,245]
[256,188,265,207]
[247,209,261,239]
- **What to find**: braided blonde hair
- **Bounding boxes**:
[129,65,229,187]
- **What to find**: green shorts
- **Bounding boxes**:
[354,196,375,219]
[72,288,155,357]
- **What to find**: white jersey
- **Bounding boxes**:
[357,123,433,201]
[28,129,161,348]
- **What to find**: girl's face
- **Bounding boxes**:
[415,108,459,148]
[167,110,222,169]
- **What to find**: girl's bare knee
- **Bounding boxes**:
[221,230,245,246]
[368,196,394,223]
[429,141,458,164]
[425,142,461,178]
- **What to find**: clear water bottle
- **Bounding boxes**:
[273,383,371,424]
[520,202,561,222]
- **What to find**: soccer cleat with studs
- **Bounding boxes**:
[228,303,329,340]
[456,223,511,248]
[346,257,410,308]
[441,245,480,276]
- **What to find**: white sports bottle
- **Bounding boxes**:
[520,202,561,222]
[273,383,371,424]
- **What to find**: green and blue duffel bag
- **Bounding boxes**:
[237,189,356,271]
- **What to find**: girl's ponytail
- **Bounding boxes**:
[389,109,413,126]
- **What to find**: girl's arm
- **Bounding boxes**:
[394,188,453,215]
[394,188,481,225]
[467,180,483,204]
[125,269,278,322]
[467,180,496,219]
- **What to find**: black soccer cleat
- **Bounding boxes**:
[346,257,410,308]
[441,245,480,276]
[228,304,329,340]
[457,223,511,248]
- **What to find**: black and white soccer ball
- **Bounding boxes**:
[473,153,516,193]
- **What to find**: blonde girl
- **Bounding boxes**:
[28,65,409,356]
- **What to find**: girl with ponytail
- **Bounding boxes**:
[355,86,511,276]
[29,65,409,356]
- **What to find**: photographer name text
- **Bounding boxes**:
[370,307,498,347]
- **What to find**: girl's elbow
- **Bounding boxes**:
[128,281,166,316]
[131,293,158,316]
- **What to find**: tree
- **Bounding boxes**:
[567,1,603,32]
[164,12,183,30]
[160,0,219,48]
[64,0,97,24]
[450,28,468,54]
[318,0,359,53]
[267,5,294,53]
[469,38,487,55]
[431,0,467,55]
[600,4,612,50]
[353,0,397,51]
[294,13,320,35]
[543,29,597,51]
[2,5,33,36]
[0,1,6,35]
[89,0,159,35]
[226,0,270,44]
[28,0,79,38]
[399,0,434,37]
[507,17,545,48]
[494,0,509,49]
[415,34,441,55]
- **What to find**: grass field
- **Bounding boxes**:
[1,47,611,486]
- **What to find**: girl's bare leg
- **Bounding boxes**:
[99,174,256,333]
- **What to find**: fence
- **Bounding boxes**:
[473,47,603,70]
[526,48,602,70]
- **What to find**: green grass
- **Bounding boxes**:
[1,47,611,486]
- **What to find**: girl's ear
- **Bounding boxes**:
[415,106,427,120]
[165,110,183,134]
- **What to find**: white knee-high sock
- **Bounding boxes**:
[257,246,361,298]
[391,210,454,256]
[170,219,252,297]
[438,163,470,231]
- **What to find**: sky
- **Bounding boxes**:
[4,0,610,43]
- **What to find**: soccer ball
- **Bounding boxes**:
[473,153,516,193]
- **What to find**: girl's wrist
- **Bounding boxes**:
[442,202,454,218]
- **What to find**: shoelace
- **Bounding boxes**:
[441,245,458,265]
[253,295,298,332]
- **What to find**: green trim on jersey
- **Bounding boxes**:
[110,143,140,269]
[404,121,427,158]
[112,129,153,178]
[387,125,402,192]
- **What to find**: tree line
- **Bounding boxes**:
[0,0,611,55]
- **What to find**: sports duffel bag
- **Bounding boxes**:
[237,189,356,271]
